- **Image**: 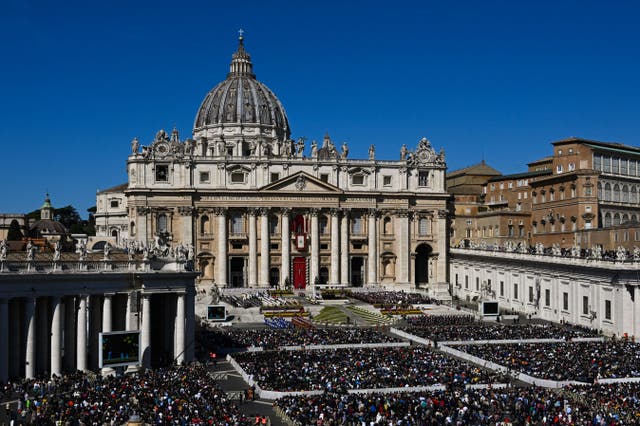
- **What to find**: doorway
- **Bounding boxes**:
[229,257,245,288]
[415,244,433,287]
[350,257,364,287]
[293,257,307,289]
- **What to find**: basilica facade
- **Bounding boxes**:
[96,35,450,290]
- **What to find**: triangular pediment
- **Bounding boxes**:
[260,171,342,193]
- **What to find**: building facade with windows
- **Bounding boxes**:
[97,36,450,291]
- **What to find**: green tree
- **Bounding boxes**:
[7,220,23,240]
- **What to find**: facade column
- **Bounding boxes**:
[340,210,349,285]
[367,209,378,286]
[260,209,270,287]
[175,292,185,364]
[0,299,8,383]
[179,207,194,245]
[435,209,448,282]
[215,208,228,287]
[141,293,151,369]
[310,209,320,284]
[137,207,148,245]
[76,295,88,372]
[50,297,62,377]
[281,208,291,287]
[24,297,36,379]
[330,209,340,285]
[396,210,410,284]
[248,209,258,287]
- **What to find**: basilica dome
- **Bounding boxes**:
[193,35,290,141]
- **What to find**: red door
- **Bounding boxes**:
[293,257,306,289]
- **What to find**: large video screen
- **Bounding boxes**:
[482,301,499,316]
[207,305,227,321]
[99,331,141,368]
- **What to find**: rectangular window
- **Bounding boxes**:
[199,172,210,183]
[556,164,563,173]
[583,296,589,315]
[612,157,619,174]
[568,163,575,171]
[320,174,329,182]
[110,200,119,208]
[418,172,428,186]
[621,159,628,175]
[545,289,550,307]
[465,276,469,289]
[418,218,429,236]
[605,300,612,320]
[513,283,518,300]
[455,274,459,285]
[352,216,363,234]
[603,156,611,173]
[352,175,365,185]
[500,281,504,297]
[270,172,280,183]
[528,286,534,303]
[593,154,602,171]
[383,175,392,186]
[231,172,245,183]
[475,277,479,291]
[584,186,592,196]
[631,160,637,177]
[155,165,168,182]
[563,292,569,311]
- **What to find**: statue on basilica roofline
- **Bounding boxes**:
[53,240,62,262]
[400,144,408,161]
[131,137,140,155]
[368,144,375,160]
[296,137,306,157]
[311,140,318,158]
[341,141,349,159]
[26,241,36,261]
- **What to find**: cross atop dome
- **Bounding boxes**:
[229,30,254,78]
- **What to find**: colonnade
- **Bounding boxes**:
[0,289,194,383]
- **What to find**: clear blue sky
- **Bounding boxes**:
[2,0,639,217]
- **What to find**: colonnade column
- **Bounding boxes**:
[281,208,291,287]
[141,293,151,369]
[76,295,88,372]
[50,297,62,377]
[310,209,319,284]
[215,208,228,287]
[0,299,8,383]
[185,288,195,362]
[125,291,134,330]
[25,297,36,379]
[340,210,349,285]
[330,209,340,285]
[367,209,378,286]
[248,209,258,287]
[260,209,270,287]
[101,294,114,374]
[175,292,185,364]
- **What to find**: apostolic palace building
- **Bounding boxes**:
[95,34,450,291]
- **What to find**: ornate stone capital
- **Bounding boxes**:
[309,208,320,217]
[437,209,449,219]
[177,206,195,216]
[329,208,341,217]
[258,207,270,216]
[395,209,411,218]
[280,207,292,216]
[367,208,379,218]
[136,206,151,215]
[247,207,260,216]
[212,207,227,216]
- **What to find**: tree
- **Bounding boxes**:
[7,220,23,240]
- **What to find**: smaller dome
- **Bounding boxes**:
[29,219,68,237]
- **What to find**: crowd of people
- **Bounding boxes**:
[200,326,402,351]
[348,291,435,307]
[458,340,640,383]
[233,346,507,392]
[403,320,599,342]
[273,384,634,425]
[0,364,258,425]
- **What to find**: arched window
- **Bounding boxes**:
[613,213,621,226]
[418,218,429,236]
[613,184,621,202]
[604,212,612,227]
[130,221,136,236]
[231,212,244,234]
[623,185,630,203]
[604,183,612,201]
[319,215,329,234]
[269,215,279,235]
[383,217,392,235]
[157,214,167,233]
[622,213,630,224]
[598,182,603,199]
[351,214,363,234]
[631,186,638,204]
[200,215,210,235]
